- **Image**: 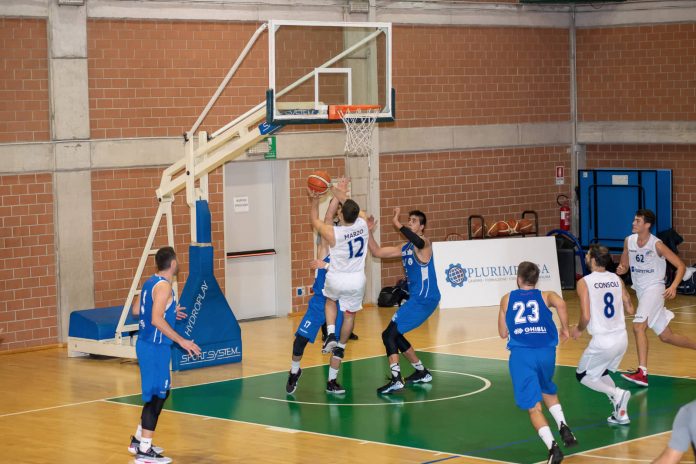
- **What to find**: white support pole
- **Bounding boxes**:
[189,23,268,136]
[186,136,197,243]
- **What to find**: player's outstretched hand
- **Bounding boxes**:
[309,259,326,270]
[392,207,401,227]
[559,327,570,343]
[664,286,678,300]
[616,263,628,275]
[307,186,321,199]
[367,215,378,231]
[175,305,187,320]
[180,339,201,357]
[569,325,582,340]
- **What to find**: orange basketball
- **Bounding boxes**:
[307,170,331,194]
[488,221,510,237]
[506,219,518,235]
[516,218,534,234]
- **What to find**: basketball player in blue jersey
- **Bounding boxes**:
[367,207,441,394]
[499,262,577,464]
[286,195,345,394]
[128,247,201,464]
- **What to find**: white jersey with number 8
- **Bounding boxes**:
[584,271,625,336]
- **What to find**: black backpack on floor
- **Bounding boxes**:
[378,279,409,307]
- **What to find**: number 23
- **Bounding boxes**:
[513,300,540,324]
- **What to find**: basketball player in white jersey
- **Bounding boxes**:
[616,209,696,387]
[309,180,370,393]
[571,244,635,425]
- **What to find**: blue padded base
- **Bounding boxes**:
[68,306,139,341]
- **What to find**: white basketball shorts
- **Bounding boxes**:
[577,331,628,380]
[634,286,674,335]
[323,271,366,313]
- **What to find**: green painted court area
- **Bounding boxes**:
[109,353,695,463]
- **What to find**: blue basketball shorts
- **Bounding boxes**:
[136,340,172,403]
[508,347,558,410]
[295,294,343,343]
[392,297,439,334]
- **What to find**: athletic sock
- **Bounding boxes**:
[580,376,618,398]
[548,404,567,430]
[290,361,301,374]
[538,426,554,449]
[327,325,335,335]
[411,360,424,371]
[328,367,339,381]
[600,374,616,388]
[390,362,401,378]
[638,365,648,374]
[337,342,346,349]
[135,424,142,441]
[139,437,152,453]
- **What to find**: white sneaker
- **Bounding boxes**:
[609,389,631,424]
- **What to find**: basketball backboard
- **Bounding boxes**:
[266,20,394,125]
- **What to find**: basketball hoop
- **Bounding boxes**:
[330,105,380,157]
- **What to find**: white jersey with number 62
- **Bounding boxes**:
[584,271,625,336]
[329,217,369,274]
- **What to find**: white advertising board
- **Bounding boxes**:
[433,236,563,308]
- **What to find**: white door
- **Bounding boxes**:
[224,160,286,320]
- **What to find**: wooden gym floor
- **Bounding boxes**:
[2,290,696,463]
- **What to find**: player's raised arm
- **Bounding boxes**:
[366,215,401,259]
[656,240,686,299]
[309,191,336,247]
[620,279,635,315]
[571,278,590,340]
[498,293,509,339]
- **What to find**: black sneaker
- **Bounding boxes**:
[559,422,578,447]
[135,446,172,464]
[286,368,302,394]
[322,333,337,354]
[404,368,432,384]
[377,375,405,394]
[546,441,564,464]
[128,436,163,455]
[326,379,346,394]
[349,332,359,340]
[331,345,345,359]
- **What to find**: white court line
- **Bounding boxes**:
[112,400,512,464]
[0,398,104,419]
[579,454,692,463]
[259,369,491,406]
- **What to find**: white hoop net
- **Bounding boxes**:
[339,108,379,157]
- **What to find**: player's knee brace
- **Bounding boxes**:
[396,333,412,353]
[381,322,400,357]
[292,335,309,357]
[575,370,586,382]
[141,391,169,431]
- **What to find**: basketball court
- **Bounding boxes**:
[4,296,696,463]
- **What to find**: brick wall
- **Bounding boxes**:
[289,158,345,312]
[392,26,570,128]
[0,174,57,351]
[378,146,572,286]
[91,167,225,308]
[586,144,696,264]
[0,18,50,143]
[577,23,696,122]
[87,20,268,139]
